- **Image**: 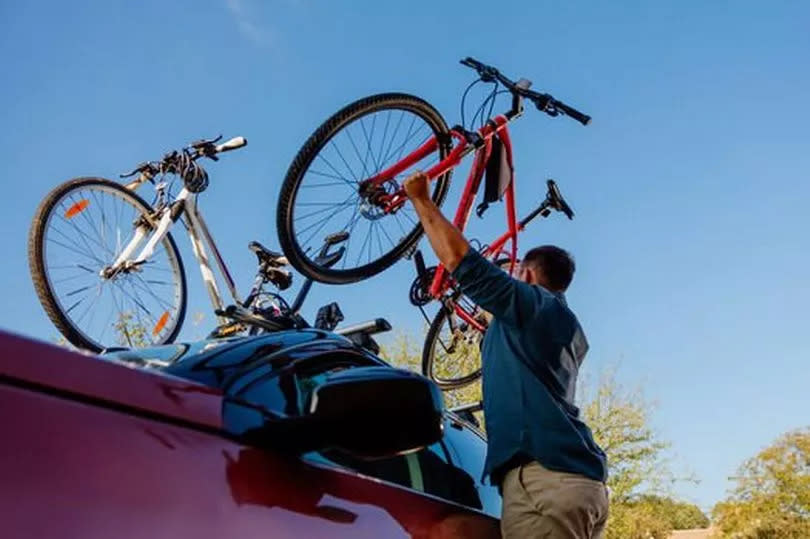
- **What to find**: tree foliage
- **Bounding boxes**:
[579,369,675,503]
[579,370,702,538]
[712,427,810,538]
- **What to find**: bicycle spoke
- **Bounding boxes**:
[71,192,115,258]
[55,212,106,265]
[381,112,417,166]
[47,234,103,265]
[54,272,96,285]
[90,189,114,256]
[377,220,397,249]
[296,202,351,207]
[64,297,84,315]
[75,285,102,325]
[49,263,96,272]
[82,287,102,336]
[355,223,374,267]
[399,207,419,227]
[328,139,359,183]
[115,280,152,321]
[299,196,358,250]
[295,194,358,234]
[394,123,428,164]
[375,110,392,174]
[345,126,372,181]
[131,274,175,311]
[379,110,403,167]
[315,153,355,189]
[373,221,385,260]
[66,284,94,297]
[339,208,362,269]
[294,196,357,223]
[392,211,409,238]
[359,114,380,174]
[299,180,353,189]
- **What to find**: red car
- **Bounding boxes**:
[0,328,501,538]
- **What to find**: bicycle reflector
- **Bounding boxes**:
[65,199,89,219]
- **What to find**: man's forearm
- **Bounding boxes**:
[410,198,469,272]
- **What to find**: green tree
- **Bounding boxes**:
[580,369,676,502]
[633,495,710,529]
[712,427,810,538]
[580,369,697,539]
[113,311,149,348]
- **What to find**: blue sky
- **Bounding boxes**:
[2,0,808,511]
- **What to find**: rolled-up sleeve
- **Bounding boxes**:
[451,249,548,327]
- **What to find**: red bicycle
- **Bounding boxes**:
[277,57,587,388]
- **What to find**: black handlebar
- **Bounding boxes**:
[460,57,591,126]
[119,135,247,179]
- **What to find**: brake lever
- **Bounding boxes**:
[190,135,223,149]
[460,57,498,82]
[119,162,157,179]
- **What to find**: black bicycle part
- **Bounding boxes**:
[289,232,350,314]
[460,57,591,126]
[119,135,247,191]
[409,266,438,307]
[315,302,344,331]
[516,179,575,229]
[334,317,392,355]
[545,179,575,219]
[249,241,293,290]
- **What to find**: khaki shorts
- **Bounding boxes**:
[500,461,609,539]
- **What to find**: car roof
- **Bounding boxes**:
[103,329,386,389]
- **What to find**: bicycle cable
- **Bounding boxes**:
[460,78,482,130]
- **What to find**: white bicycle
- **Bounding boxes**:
[28,135,355,352]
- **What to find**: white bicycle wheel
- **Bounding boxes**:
[29,177,187,352]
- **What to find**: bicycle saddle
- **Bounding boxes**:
[249,241,289,266]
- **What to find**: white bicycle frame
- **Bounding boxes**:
[111,181,240,325]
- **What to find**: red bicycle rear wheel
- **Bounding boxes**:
[421,258,515,389]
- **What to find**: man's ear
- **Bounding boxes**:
[523,265,539,285]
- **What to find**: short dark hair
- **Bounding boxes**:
[523,245,575,291]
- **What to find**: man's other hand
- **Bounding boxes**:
[404,171,430,202]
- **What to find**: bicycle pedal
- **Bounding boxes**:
[210,322,245,338]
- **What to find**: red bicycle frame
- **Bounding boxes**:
[364,113,535,333]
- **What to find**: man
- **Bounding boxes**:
[403,172,609,539]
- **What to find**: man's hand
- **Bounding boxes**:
[402,170,469,273]
[403,171,430,202]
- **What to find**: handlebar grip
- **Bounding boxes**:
[215,136,248,153]
[460,57,483,69]
[555,102,591,126]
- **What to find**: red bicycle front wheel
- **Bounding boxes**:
[277,93,452,284]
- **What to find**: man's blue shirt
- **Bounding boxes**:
[452,249,607,484]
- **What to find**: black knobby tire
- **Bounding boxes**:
[422,301,485,390]
[421,258,515,389]
[28,177,188,352]
[277,93,452,284]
